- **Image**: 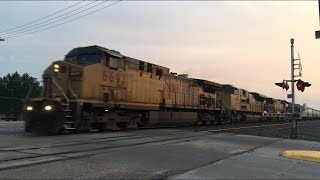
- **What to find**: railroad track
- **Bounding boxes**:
[2,119,319,137]
[205,119,320,139]
[0,129,209,171]
[1,119,320,171]
[208,122,292,133]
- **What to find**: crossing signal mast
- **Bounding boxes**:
[274,39,312,138]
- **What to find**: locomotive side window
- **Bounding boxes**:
[108,57,117,69]
[139,61,144,71]
[147,63,152,73]
[108,57,125,70]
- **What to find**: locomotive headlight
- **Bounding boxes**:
[44,105,52,111]
[53,64,60,73]
[26,106,33,111]
[54,64,60,68]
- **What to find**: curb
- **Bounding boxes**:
[282,150,320,163]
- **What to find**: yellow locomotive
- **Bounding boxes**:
[23,45,288,133]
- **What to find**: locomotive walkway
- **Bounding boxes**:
[0,121,320,179]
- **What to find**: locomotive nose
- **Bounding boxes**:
[43,61,83,99]
[23,100,64,134]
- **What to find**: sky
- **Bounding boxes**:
[0,1,320,109]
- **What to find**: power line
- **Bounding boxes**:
[0,0,87,35]
[0,0,101,37]
[7,0,122,39]
[1,0,103,38]
[5,0,122,40]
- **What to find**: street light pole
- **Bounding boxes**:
[290,38,298,138]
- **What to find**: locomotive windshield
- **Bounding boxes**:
[64,46,124,64]
[65,54,102,63]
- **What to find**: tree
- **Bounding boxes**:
[0,72,41,117]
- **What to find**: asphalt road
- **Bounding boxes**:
[0,120,319,179]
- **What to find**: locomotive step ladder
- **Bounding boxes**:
[62,103,76,130]
[52,77,76,130]
[216,98,232,123]
[65,86,80,130]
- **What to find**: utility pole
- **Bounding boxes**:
[290,38,298,138]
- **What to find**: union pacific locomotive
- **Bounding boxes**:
[23,45,320,133]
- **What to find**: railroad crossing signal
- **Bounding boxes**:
[296,79,311,92]
[275,81,289,91]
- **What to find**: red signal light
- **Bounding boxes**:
[296,79,311,92]
[297,83,303,89]
[296,79,304,92]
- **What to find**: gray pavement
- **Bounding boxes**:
[0,120,320,179]
[171,137,320,179]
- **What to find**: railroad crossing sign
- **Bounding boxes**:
[287,94,293,98]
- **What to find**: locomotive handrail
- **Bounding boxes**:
[216,98,231,110]
[216,98,230,110]
[69,86,79,102]
[52,76,70,110]
[216,98,231,115]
